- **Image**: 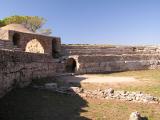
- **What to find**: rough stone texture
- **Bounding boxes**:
[74,54,160,73]
[0,50,65,98]
[72,54,160,74]
[8,31,55,55]
[74,88,159,104]
[0,26,160,99]
[0,29,9,40]
[0,27,61,57]
[25,39,45,53]
[0,39,13,50]
[61,45,160,55]
[62,45,160,73]
[31,85,159,104]
[129,112,148,120]
[129,112,142,120]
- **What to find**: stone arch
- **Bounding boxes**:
[25,39,45,53]
[65,58,77,73]
[12,33,20,47]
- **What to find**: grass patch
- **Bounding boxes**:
[96,69,160,82]
[81,70,160,97]
[82,99,160,120]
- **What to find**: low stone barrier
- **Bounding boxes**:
[32,84,159,104]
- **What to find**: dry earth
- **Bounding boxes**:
[58,74,140,85]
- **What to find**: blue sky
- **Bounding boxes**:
[0,0,160,45]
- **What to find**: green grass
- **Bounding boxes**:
[83,70,160,97]
[97,69,160,82]
[82,99,160,120]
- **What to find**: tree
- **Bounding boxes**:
[37,28,52,36]
[0,15,52,35]
[0,20,5,27]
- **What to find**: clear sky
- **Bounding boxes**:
[0,0,160,45]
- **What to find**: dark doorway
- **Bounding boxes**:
[13,33,20,47]
[52,39,60,58]
[65,58,76,73]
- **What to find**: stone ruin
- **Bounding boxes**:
[0,23,160,99]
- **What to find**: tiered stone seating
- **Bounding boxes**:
[61,45,160,56]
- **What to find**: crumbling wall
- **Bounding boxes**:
[0,50,65,98]
[76,54,160,74]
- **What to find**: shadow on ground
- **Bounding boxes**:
[0,77,90,120]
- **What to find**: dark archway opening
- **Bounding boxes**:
[65,58,76,73]
[12,33,20,47]
[52,39,60,58]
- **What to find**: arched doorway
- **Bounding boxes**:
[12,33,20,47]
[25,39,45,53]
[65,58,77,73]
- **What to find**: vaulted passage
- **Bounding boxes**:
[65,58,76,73]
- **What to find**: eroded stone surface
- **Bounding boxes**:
[0,50,65,98]
[25,39,44,53]
[129,112,148,120]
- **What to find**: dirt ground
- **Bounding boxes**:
[58,74,140,85]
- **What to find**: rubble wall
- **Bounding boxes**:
[0,50,65,98]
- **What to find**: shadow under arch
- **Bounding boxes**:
[65,58,77,73]
[25,39,45,53]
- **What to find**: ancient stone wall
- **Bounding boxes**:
[62,45,160,73]
[61,45,160,55]
[75,54,160,73]
[0,50,65,98]
[9,31,53,55]
[0,30,61,57]
[0,40,13,49]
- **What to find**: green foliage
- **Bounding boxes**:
[37,28,52,36]
[0,15,51,34]
[0,20,5,27]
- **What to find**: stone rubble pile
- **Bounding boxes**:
[80,88,159,104]
[32,83,159,104]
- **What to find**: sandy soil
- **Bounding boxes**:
[58,74,140,85]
